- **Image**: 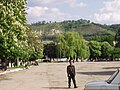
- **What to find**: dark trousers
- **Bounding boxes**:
[68,76,77,87]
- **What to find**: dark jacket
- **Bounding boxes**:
[67,65,75,77]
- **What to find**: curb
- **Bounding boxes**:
[0,68,25,75]
[0,65,34,75]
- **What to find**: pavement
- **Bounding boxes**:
[0,62,120,90]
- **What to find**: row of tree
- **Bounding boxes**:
[0,0,43,67]
[44,31,120,61]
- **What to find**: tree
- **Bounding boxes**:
[0,0,30,64]
[64,32,77,58]
[101,42,113,59]
[92,35,114,46]
[88,41,101,60]
[56,34,67,58]
[78,41,90,59]
[112,48,120,58]
[56,32,90,60]
[43,43,57,61]
[73,33,90,60]
[27,30,43,60]
[115,27,120,47]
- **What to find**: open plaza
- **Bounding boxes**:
[0,61,120,90]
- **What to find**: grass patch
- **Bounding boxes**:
[8,65,25,69]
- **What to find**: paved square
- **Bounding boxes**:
[0,62,120,90]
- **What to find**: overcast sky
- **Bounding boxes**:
[27,0,120,24]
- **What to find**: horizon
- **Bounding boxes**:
[29,18,120,26]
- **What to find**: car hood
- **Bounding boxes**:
[86,81,107,86]
[85,81,108,90]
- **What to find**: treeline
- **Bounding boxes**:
[32,20,120,33]
[44,31,120,61]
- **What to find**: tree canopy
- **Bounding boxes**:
[101,42,113,59]
[115,27,120,47]
[0,0,43,63]
[88,41,101,59]
[56,32,90,59]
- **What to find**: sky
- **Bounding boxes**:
[27,0,120,24]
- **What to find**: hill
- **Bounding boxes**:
[30,19,117,41]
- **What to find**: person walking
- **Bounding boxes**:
[67,59,78,88]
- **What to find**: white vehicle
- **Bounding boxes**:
[85,69,120,90]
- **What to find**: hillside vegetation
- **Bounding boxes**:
[30,19,118,41]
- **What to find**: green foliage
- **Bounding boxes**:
[56,32,89,59]
[91,35,115,46]
[88,41,101,59]
[101,42,114,58]
[112,48,120,58]
[0,0,28,61]
[115,27,120,47]
[43,43,57,59]
[109,24,120,32]
[27,30,43,60]
[30,19,116,42]
[0,0,43,63]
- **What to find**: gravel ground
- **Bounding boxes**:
[0,62,120,90]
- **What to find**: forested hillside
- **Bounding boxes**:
[30,19,118,41]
